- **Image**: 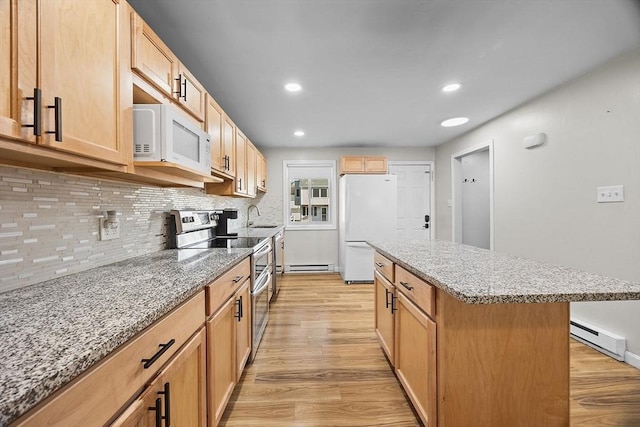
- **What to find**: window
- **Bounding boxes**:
[283,160,337,230]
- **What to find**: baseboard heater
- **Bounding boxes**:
[570,318,626,361]
[285,264,334,273]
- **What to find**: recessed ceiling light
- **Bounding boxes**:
[441,82,462,92]
[441,117,469,127]
[294,130,305,137]
[284,82,302,92]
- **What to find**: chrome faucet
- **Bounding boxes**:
[247,204,261,228]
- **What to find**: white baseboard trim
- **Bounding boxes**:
[624,351,640,369]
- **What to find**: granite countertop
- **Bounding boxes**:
[0,247,252,426]
[368,240,640,304]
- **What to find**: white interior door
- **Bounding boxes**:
[388,162,432,241]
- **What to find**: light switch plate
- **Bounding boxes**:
[99,219,121,240]
[597,185,624,203]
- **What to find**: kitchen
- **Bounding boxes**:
[1,1,640,426]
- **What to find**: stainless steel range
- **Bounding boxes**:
[169,209,272,362]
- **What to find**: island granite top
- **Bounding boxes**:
[368,239,640,304]
[0,247,252,426]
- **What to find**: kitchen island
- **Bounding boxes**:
[368,239,640,427]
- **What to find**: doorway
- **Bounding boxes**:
[388,161,434,241]
[451,143,494,250]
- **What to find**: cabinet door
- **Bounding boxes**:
[235,279,252,381]
[158,327,207,427]
[39,0,125,164]
[364,156,387,173]
[131,11,178,98]
[177,64,206,121]
[207,296,236,425]
[395,291,437,427]
[109,386,158,427]
[257,151,267,191]
[235,129,247,194]
[246,140,257,197]
[340,156,365,174]
[374,270,395,365]
[206,94,225,173]
[222,115,236,177]
[0,0,38,143]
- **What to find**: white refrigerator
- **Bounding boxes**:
[339,174,397,282]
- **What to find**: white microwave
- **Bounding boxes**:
[133,104,211,175]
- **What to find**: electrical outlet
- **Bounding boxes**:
[597,185,624,203]
[99,219,120,241]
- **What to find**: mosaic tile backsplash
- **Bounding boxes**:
[0,165,253,293]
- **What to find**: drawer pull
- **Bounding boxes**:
[23,88,42,136]
[399,281,414,291]
[375,262,384,268]
[158,382,171,427]
[148,397,162,427]
[46,97,62,141]
[142,339,175,369]
[235,295,243,321]
[232,275,245,283]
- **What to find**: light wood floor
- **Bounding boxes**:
[220,273,640,426]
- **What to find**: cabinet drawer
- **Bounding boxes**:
[374,252,394,283]
[395,265,435,318]
[206,257,251,316]
[15,291,206,427]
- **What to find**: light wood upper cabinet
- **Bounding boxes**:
[0,0,37,143]
[257,151,267,192]
[246,139,257,197]
[39,0,123,163]
[0,0,127,165]
[339,156,388,175]
[205,94,236,179]
[131,12,178,101]
[131,11,205,121]
[176,64,206,121]
[234,129,247,194]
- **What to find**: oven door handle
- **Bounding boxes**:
[253,269,271,294]
[254,243,272,259]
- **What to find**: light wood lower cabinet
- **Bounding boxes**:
[13,291,205,427]
[395,291,437,427]
[374,270,395,365]
[205,258,252,426]
[373,251,571,427]
[111,327,207,427]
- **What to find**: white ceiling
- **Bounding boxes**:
[127,0,640,149]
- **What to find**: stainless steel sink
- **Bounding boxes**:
[251,225,279,228]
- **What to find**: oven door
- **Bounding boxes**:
[252,242,272,286]
[251,268,271,361]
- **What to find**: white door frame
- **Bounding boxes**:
[451,142,494,250]
[388,160,435,240]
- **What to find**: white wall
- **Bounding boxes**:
[434,47,640,359]
[255,147,435,270]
